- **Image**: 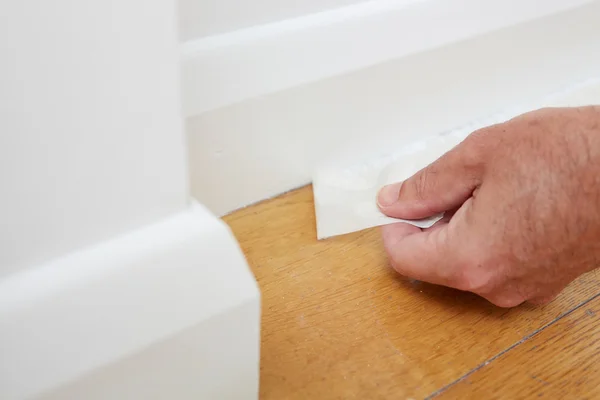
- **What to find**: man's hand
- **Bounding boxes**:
[377,107,600,307]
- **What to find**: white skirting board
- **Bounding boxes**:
[178,0,363,41]
[187,1,600,216]
[181,0,595,115]
[0,202,260,400]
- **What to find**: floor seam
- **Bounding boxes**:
[425,291,600,399]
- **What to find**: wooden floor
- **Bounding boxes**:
[224,186,600,399]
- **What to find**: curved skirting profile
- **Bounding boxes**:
[0,202,260,400]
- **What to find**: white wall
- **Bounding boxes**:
[0,0,189,278]
[178,0,364,40]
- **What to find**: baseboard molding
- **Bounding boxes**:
[187,1,600,216]
[178,0,364,41]
[0,203,260,400]
[181,0,594,115]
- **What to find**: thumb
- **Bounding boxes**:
[377,138,485,220]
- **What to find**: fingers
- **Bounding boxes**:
[381,222,462,289]
[382,222,529,307]
[378,137,485,220]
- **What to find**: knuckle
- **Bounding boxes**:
[466,125,494,145]
[460,134,488,172]
[458,272,490,293]
[453,269,490,293]
[449,254,493,293]
[412,167,436,201]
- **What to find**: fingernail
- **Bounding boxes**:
[377,182,402,207]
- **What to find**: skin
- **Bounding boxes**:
[377,106,600,307]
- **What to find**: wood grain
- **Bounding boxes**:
[223,185,600,399]
[436,294,600,399]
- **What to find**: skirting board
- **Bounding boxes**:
[187,1,600,216]
[0,202,260,400]
[178,0,363,41]
[181,0,595,115]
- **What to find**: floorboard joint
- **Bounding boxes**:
[426,291,600,399]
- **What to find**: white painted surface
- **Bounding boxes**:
[0,202,260,400]
[187,1,600,215]
[179,0,363,40]
[42,301,259,400]
[1,1,261,399]
[0,0,188,278]
[182,0,595,115]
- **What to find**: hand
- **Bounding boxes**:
[377,107,600,307]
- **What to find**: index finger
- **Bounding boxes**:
[381,222,462,289]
